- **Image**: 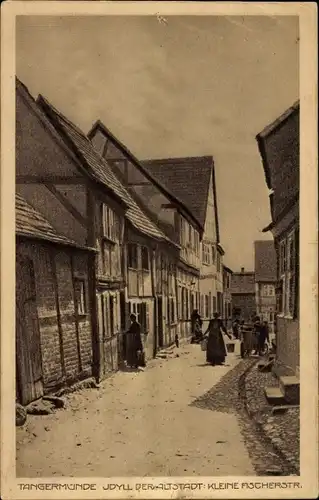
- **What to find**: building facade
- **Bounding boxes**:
[223,265,233,329]
[254,240,277,334]
[256,101,299,378]
[88,122,202,346]
[16,78,171,384]
[16,194,95,405]
[231,268,256,321]
[37,93,177,368]
[141,156,224,331]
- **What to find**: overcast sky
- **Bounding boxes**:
[16,15,299,271]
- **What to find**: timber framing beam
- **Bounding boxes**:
[44,182,88,228]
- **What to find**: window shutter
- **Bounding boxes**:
[146,303,150,333]
[137,303,142,329]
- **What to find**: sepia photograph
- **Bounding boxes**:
[1,2,317,499]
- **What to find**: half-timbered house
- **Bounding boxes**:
[142,156,224,331]
[257,101,300,379]
[35,94,175,364]
[16,194,96,405]
[16,78,168,379]
[88,122,202,347]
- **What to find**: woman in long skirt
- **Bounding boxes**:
[125,314,144,368]
[204,313,231,365]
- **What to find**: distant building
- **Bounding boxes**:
[223,265,233,328]
[230,268,256,321]
[256,101,299,378]
[254,240,277,334]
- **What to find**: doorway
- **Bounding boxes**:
[16,255,43,405]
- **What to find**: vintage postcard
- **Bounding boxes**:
[1,1,318,499]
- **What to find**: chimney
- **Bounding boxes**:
[241,267,245,273]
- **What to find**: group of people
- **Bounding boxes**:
[233,316,270,357]
[191,309,271,366]
[124,309,271,371]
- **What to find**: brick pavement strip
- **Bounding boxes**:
[243,363,300,474]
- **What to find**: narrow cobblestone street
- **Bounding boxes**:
[17,344,257,477]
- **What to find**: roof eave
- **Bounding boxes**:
[217,243,225,255]
[16,232,98,253]
[211,159,221,244]
[262,222,274,232]
[256,133,272,190]
[223,264,233,274]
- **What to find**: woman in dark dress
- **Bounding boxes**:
[126,314,144,368]
[204,312,231,365]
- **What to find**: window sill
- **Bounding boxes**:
[277,314,294,320]
[102,236,117,246]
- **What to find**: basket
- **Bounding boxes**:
[226,342,235,353]
[201,338,208,351]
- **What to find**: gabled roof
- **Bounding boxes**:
[16,77,88,170]
[16,194,95,251]
[254,240,277,282]
[88,120,202,233]
[256,101,300,190]
[36,95,172,244]
[142,156,220,240]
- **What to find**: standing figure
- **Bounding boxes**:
[232,318,240,340]
[204,312,231,365]
[191,309,203,343]
[241,321,254,357]
[125,313,144,368]
[258,320,270,355]
[252,316,262,355]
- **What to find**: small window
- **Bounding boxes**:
[213,296,217,315]
[212,245,216,264]
[217,253,221,272]
[102,204,117,241]
[141,246,150,271]
[205,295,209,318]
[74,279,87,315]
[102,240,110,276]
[127,243,138,269]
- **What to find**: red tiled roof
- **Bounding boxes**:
[142,157,214,231]
[254,240,277,282]
[36,95,171,244]
[16,194,94,250]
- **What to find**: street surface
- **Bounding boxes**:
[17,343,255,477]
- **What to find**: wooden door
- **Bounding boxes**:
[118,291,127,366]
[16,255,43,405]
[157,297,164,349]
